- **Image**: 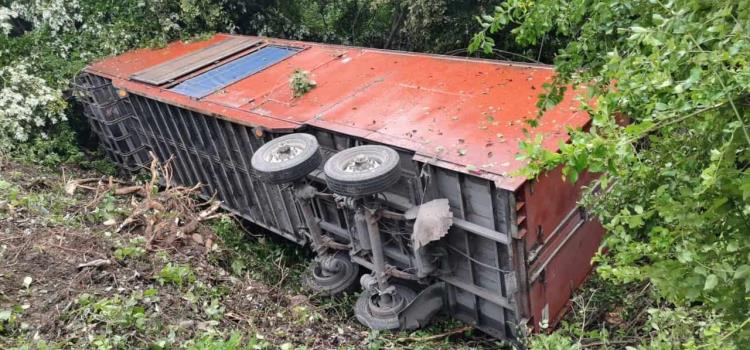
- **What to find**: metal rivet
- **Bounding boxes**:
[253,128,264,138]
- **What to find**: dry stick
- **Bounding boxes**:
[622,282,653,333]
[395,325,474,343]
[269,257,289,293]
[114,185,143,196]
[83,180,103,209]
[47,243,107,260]
[76,259,112,270]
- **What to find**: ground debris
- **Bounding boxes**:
[0,159,491,349]
[76,258,112,270]
[65,153,223,253]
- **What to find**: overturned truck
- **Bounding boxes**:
[75,34,604,340]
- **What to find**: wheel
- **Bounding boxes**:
[354,284,417,330]
[323,145,401,197]
[303,252,360,296]
[251,133,322,184]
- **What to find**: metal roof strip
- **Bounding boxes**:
[130,36,262,85]
[170,46,300,99]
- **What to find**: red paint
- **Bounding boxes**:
[87,34,590,191]
[513,164,604,330]
[527,218,604,330]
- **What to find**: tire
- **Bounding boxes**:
[323,145,401,197]
[354,284,417,330]
[251,133,321,185]
[302,252,361,296]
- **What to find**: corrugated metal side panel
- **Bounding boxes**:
[74,73,150,172]
[126,93,307,243]
[425,166,517,338]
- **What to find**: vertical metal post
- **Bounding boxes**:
[364,207,392,304]
[354,208,372,250]
[295,183,326,255]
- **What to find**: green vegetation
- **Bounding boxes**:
[474,0,750,348]
[290,70,317,98]
[3,0,750,348]
[210,216,309,290]
[157,263,197,287]
[114,237,147,261]
[1,161,490,349]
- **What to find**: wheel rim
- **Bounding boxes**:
[313,257,344,281]
[304,253,359,295]
[265,140,306,163]
[343,154,382,173]
[367,292,408,318]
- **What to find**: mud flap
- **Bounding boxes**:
[399,282,447,330]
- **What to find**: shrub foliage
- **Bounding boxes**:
[473,0,750,346]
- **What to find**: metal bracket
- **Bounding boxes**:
[398,282,448,330]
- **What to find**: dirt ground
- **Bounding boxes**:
[0,160,500,349]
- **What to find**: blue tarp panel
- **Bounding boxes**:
[170,46,300,98]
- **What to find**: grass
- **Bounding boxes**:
[0,162,500,350]
[0,158,508,349]
[209,217,310,292]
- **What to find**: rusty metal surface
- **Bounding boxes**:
[130,36,262,85]
[86,33,589,191]
[527,218,604,330]
[515,166,604,330]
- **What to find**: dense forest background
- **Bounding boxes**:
[1,0,749,349]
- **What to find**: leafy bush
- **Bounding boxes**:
[0,62,66,153]
[473,0,750,345]
[0,0,238,161]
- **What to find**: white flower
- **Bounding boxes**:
[0,62,66,151]
[10,0,81,34]
[0,6,18,35]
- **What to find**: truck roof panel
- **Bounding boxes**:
[87,34,588,190]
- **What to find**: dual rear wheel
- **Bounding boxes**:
[251,133,415,330]
[250,133,401,196]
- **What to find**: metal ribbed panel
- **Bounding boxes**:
[126,93,307,244]
[430,167,517,338]
[74,73,149,172]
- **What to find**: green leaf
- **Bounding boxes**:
[634,205,644,214]
[733,265,750,280]
[727,242,739,253]
[677,250,693,263]
[741,176,750,201]
[704,274,718,291]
